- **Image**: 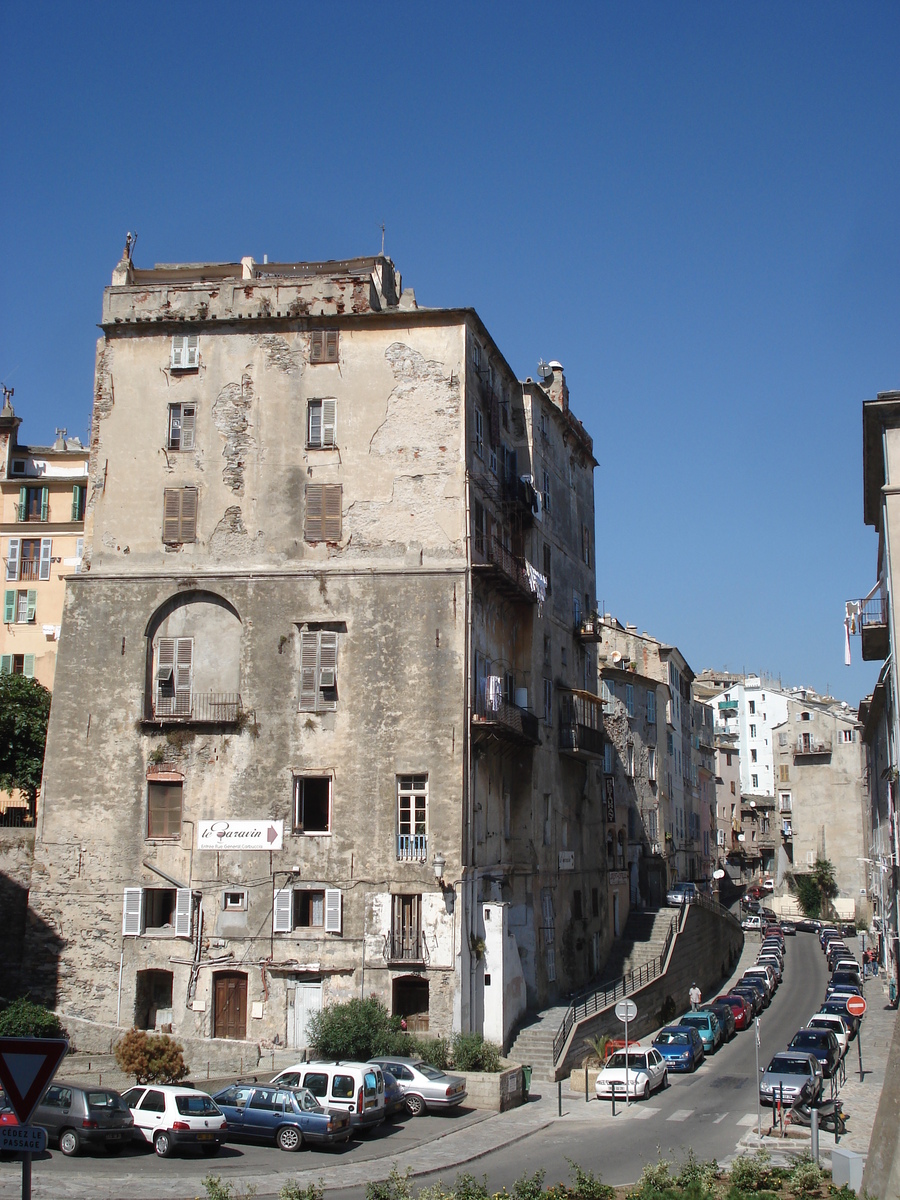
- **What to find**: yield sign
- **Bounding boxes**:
[0,1038,68,1124]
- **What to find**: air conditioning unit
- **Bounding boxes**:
[319,668,336,688]
[716,830,725,845]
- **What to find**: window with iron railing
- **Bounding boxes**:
[397,775,427,860]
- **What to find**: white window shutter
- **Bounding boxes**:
[308,401,322,447]
[174,889,193,938]
[273,888,293,933]
[299,632,319,711]
[39,538,52,581]
[319,632,338,709]
[123,888,144,936]
[322,399,337,447]
[185,335,199,367]
[23,655,35,678]
[324,888,342,933]
[6,539,19,582]
[181,406,196,450]
[171,337,183,368]
[174,638,193,714]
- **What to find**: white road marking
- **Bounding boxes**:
[666,1108,694,1121]
[628,1105,661,1119]
[714,1112,729,1123]
[737,1112,761,1126]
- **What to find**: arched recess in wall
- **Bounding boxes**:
[143,591,242,719]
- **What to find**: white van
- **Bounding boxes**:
[270,1061,385,1131]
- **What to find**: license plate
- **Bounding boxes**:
[197,1133,214,1141]
[106,1133,122,1141]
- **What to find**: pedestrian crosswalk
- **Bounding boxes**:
[586,1104,764,1127]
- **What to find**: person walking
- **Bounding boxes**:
[689,982,701,1011]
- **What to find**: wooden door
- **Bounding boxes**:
[214,972,247,1039]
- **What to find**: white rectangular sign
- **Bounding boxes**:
[197,820,283,851]
[0,1126,47,1153]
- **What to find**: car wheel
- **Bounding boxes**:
[59,1128,80,1157]
[662,1071,669,1090]
[201,1144,221,1157]
[154,1131,174,1158]
[277,1125,302,1152]
[405,1094,426,1117]
[641,1081,650,1101]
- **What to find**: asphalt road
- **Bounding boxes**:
[0,929,831,1199]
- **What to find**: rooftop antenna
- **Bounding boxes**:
[1,384,13,411]
[538,359,552,379]
[380,223,385,256]
[123,231,137,262]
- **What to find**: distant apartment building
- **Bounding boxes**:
[771,693,867,920]
[697,672,789,802]
[712,734,741,873]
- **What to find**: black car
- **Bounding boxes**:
[820,997,860,1037]
[795,918,820,933]
[731,985,763,1018]
[830,968,862,991]
[788,1029,842,1079]
[33,1083,134,1156]
[701,1000,736,1041]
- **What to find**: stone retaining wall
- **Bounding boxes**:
[59,1012,262,1076]
[0,828,35,999]
[457,1064,524,1111]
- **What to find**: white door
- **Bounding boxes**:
[288,981,323,1050]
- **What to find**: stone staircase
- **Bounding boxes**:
[506,907,677,1080]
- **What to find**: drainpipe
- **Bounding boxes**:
[882,425,900,996]
[463,412,476,1034]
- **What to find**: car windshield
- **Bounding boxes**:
[655,1032,689,1045]
[790,1033,821,1048]
[768,1058,811,1075]
[175,1094,221,1116]
[680,1015,707,1026]
[606,1052,648,1069]
[414,1063,447,1081]
[87,1091,130,1112]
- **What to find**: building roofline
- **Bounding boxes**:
[863,391,900,528]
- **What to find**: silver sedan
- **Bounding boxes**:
[368,1057,467,1116]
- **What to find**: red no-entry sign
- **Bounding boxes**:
[846,995,867,1018]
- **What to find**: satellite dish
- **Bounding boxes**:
[537,359,553,379]
[612,652,622,663]
[713,869,725,879]
[750,800,756,808]
[738,834,746,842]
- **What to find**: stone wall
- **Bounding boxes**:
[458,1064,524,1111]
[0,828,35,1000]
[555,903,743,1079]
[60,1012,262,1075]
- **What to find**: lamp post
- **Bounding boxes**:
[433,852,446,886]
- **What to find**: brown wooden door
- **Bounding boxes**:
[214,972,247,1039]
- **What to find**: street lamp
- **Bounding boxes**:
[433,851,446,885]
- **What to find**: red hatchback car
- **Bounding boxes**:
[715,993,752,1030]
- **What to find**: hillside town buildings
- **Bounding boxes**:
[24,249,611,1054]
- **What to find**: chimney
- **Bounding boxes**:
[545,361,568,412]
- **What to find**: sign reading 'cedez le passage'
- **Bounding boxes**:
[197,820,283,851]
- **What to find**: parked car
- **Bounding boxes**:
[820,997,860,1037]
[825,943,849,968]
[594,1047,668,1099]
[759,1052,823,1106]
[211,1084,351,1150]
[121,1085,227,1158]
[677,1010,722,1053]
[826,979,863,1000]
[742,965,776,996]
[780,920,797,935]
[715,993,752,1030]
[31,1083,134,1156]
[806,1014,850,1058]
[795,918,820,933]
[652,1026,705,1072]
[741,896,761,913]
[701,1000,736,1041]
[667,882,698,907]
[368,1057,467,1116]
[380,1070,408,1119]
[819,926,841,949]
[741,914,763,932]
[788,1029,842,1079]
[830,968,862,991]
[737,976,769,1009]
[0,1091,16,1128]
[830,956,861,977]
[757,954,783,983]
[271,1062,386,1130]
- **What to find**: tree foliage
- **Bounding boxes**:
[0,997,66,1039]
[0,673,51,816]
[788,858,839,919]
[114,1028,189,1083]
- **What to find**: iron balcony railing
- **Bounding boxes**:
[473,691,540,744]
[794,737,832,757]
[148,692,244,724]
[384,931,429,963]
[558,689,604,758]
[472,532,536,602]
[397,834,427,861]
[857,593,886,628]
[18,560,41,582]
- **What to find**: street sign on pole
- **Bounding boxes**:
[0,1126,47,1154]
[0,1038,68,1125]
[615,999,638,1107]
[845,995,867,1018]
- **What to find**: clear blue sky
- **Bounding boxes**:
[3,2,897,705]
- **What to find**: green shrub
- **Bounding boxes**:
[280,1183,324,1200]
[674,1150,719,1193]
[450,1173,491,1200]
[728,1149,773,1192]
[406,1034,451,1071]
[114,1028,188,1084]
[628,1157,672,1199]
[509,1171,545,1200]
[0,998,66,1040]
[788,1155,823,1194]
[366,1167,414,1200]
[567,1162,615,1200]
[308,997,397,1061]
[451,1032,501,1072]
[201,1177,258,1200]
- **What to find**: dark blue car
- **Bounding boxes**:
[652,1025,705,1072]
[212,1084,352,1152]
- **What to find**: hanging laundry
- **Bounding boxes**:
[486,675,502,711]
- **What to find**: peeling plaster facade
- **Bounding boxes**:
[26,253,605,1053]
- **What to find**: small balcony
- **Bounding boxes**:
[472,690,540,747]
[558,688,605,760]
[472,533,538,605]
[145,691,244,725]
[855,593,889,661]
[18,559,41,582]
[575,612,603,642]
[794,736,832,759]
[397,834,427,862]
[384,931,429,964]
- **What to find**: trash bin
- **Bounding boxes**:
[522,1065,532,1096]
[831,1148,863,1192]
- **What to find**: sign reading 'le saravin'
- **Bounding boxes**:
[197,820,283,851]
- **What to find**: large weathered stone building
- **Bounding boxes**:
[25,250,606,1054]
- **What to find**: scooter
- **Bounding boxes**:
[786,1097,847,1135]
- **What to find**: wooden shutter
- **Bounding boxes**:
[23,655,34,678]
[26,590,36,622]
[155,638,176,714]
[174,638,193,715]
[39,538,52,581]
[305,485,324,542]
[307,401,322,448]
[322,485,342,541]
[171,337,184,368]
[181,406,196,450]
[319,632,337,709]
[0,656,11,675]
[179,488,198,541]
[3,591,15,623]
[325,330,338,362]
[40,488,49,521]
[310,330,324,363]
[18,487,27,522]
[123,888,144,936]
[299,631,319,711]
[273,888,293,933]
[163,489,182,542]
[6,539,19,582]
[71,485,82,521]
[184,335,199,368]
[321,399,336,447]
[174,889,193,938]
[324,888,342,933]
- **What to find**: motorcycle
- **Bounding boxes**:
[786,1097,847,1135]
